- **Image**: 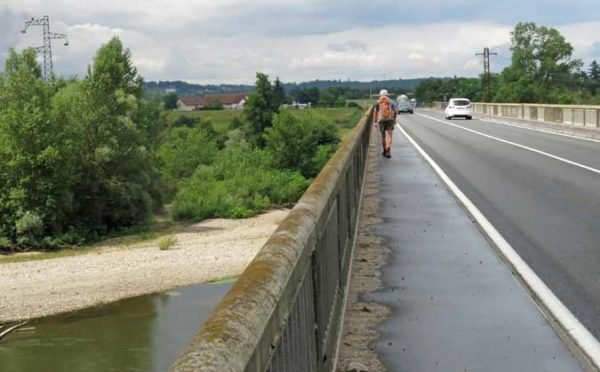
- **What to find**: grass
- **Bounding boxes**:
[0,219,186,265]
[164,110,242,134]
[165,107,365,139]
[348,98,376,108]
[165,107,364,135]
[158,235,178,251]
[293,107,365,138]
[208,275,239,284]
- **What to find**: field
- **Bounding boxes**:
[348,98,376,108]
[164,110,242,133]
[164,107,367,138]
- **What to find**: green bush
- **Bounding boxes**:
[311,144,339,176]
[264,111,339,178]
[172,115,200,128]
[0,236,10,245]
[158,126,219,188]
[159,235,177,250]
[15,211,44,247]
[172,144,309,221]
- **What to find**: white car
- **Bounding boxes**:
[445,98,472,120]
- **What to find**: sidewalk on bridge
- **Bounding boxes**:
[339,127,583,371]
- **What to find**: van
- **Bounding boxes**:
[397,94,413,114]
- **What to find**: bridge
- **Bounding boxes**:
[171,103,600,371]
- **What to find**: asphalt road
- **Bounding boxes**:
[398,110,600,339]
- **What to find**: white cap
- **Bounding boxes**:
[379,89,388,96]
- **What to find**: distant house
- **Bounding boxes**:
[177,93,248,111]
[283,101,311,109]
[202,93,248,110]
[176,96,205,111]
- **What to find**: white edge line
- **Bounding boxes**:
[416,113,600,176]
[478,117,600,144]
[397,122,600,369]
[419,108,600,144]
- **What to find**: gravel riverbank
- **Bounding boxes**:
[0,209,289,323]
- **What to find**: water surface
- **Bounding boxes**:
[0,282,232,372]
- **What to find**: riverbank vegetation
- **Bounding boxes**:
[0,38,362,252]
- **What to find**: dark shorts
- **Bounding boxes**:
[379,119,395,133]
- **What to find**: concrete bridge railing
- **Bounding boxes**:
[171,108,373,371]
[433,101,600,128]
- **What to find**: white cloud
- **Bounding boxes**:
[557,22,600,63]
[3,1,600,83]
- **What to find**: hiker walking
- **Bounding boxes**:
[373,89,397,158]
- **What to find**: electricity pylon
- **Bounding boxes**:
[21,16,69,81]
[476,47,497,102]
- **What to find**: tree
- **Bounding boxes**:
[494,22,583,103]
[586,60,600,96]
[318,89,336,107]
[590,60,600,81]
[163,92,178,110]
[0,49,70,246]
[272,77,286,111]
[62,37,159,235]
[244,72,274,147]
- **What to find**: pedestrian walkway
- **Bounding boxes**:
[364,129,582,371]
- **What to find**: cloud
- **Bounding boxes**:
[0,7,29,62]
[591,43,600,60]
[555,22,600,65]
[2,1,600,83]
[327,41,368,52]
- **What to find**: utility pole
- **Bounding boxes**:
[21,16,69,81]
[475,47,497,102]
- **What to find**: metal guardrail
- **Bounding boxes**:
[171,108,373,372]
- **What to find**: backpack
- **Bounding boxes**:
[377,96,395,121]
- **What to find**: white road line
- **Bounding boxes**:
[416,113,600,176]
[418,109,600,144]
[478,117,600,144]
[397,122,600,369]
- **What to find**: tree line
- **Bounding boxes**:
[147,78,423,99]
[0,39,342,251]
[163,84,379,111]
[414,22,600,105]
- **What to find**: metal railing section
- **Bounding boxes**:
[171,108,373,372]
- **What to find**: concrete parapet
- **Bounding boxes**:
[470,102,600,130]
[171,109,373,372]
[585,110,598,128]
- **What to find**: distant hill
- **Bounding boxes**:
[144,78,428,96]
[284,78,426,92]
[144,81,254,97]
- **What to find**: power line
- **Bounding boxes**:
[475,47,497,102]
[21,16,69,81]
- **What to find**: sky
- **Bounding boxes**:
[2,0,600,84]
